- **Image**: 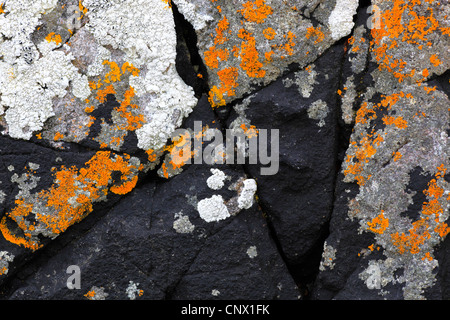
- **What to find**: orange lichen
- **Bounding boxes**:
[1,151,141,251]
[276,31,296,56]
[367,211,389,234]
[45,32,62,45]
[390,165,449,255]
[238,0,273,24]
[305,26,325,44]
[84,290,96,299]
[0,3,4,14]
[263,27,276,40]
[370,0,445,82]
[382,115,408,129]
[96,84,116,103]
[430,54,441,66]
[237,28,265,78]
[115,86,145,131]
[240,123,259,138]
[54,132,64,141]
[393,151,403,162]
[103,61,121,83]
[121,62,140,77]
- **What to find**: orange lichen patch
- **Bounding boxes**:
[263,27,276,40]
[208,66,239,108]
[146,149,158,162]
[45,32,62,45]
[103,61,121,83]
[422,251,433,261]
[0,151,141,251]
[0,3,4,14]
[95,84,116,103]
[84,290,96,299]
[121,62,140,77]
[216,67,239,97]
[264,50,274,62]
[240,123,259,138]
[238,0,273,24]
[355,102,376,125]
[382,115,408,129]
[208,85,226,108]
[390,219,432,254]
[422,68,429,77]
[53,132,64,141]
[215,16,231,45]
[370,0,446,82]
[367,211,389,234]
[344,132,384,186]
[423,85,436,94]
[390,165,449,255]
[305,26,325,44]
[115,86,145,131]
[430,54,442,67]
[0,216,41,251]
[204,47,229,69]
[393,151,403,162]
[275,31,297,56]
[85,105,95,113]
[237,28,265,78]
[160,132,195,178]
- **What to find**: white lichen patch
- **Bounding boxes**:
[173,212,195,234]
[327,0,359,40]
[172,0,214,31]
[237,179,257,210]
[283,65,318,98]
[360,261,382,290]
[85,286,108,300]
[84,0,198,151]
[319,242,337,271]
[211,289,220,296]
[126,281,143,300]
[246,246,258,259]
[308,99,329,127]
[1,49,88,140]
[0,251,14,275]
[206,168,227,190]
[11,171,40,200]
[197,194,230,222]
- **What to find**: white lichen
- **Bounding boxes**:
[197,194,230,222]
[327,0,359,40]
[0,251,14,275]
[319,242,337,271]
[126,281,143,300]
[173,212,195,234]
[206,168,227,190]
[237,179,257,210]
[308,99,329,127]
[84,0,198,151]
[172,0,214,31]
[246,246,258,259]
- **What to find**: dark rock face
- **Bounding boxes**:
[0,0,449,301]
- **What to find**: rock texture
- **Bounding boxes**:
[0,0,449,300]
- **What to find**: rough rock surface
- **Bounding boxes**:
[0,0,449,300]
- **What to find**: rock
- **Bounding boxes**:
[1,0,449,301]
[226,42,344,279]
[4,164,299,300]
[312,0,450,300]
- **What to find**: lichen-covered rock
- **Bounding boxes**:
[1,0,449,301]
[174,0,357,108]
[312,0,450,300]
